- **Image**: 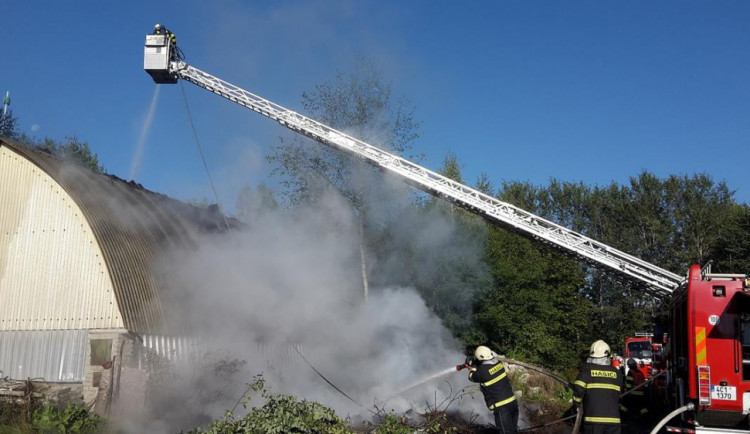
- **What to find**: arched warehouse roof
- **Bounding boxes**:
[0,138,235,336]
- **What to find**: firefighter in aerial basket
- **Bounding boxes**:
[465,345,519,434]
[572,340,624,434]
[153,23,178,60]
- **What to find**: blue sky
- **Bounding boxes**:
[3,1,750,212]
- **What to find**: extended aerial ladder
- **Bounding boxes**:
[144,31,683,299]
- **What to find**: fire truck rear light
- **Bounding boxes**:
[697,366,711,405]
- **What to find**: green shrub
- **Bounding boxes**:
[31,403,106,434]
[368,412,459,434]
[0,396,42,429]
[189,375,352,434]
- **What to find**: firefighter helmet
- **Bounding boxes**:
[590,340,610,358]
[474,346,494,361]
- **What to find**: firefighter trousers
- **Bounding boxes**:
[581,423,621,434]
[493,400,519,434]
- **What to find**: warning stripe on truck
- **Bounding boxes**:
[695,326,707,366]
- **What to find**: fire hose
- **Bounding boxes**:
[649,402,694,434]
[294,345,363,407]
[572,408,583,434]
[456,356,574,390]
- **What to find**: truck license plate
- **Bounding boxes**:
[711,385,736,401]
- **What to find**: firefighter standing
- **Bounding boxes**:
[467,346,519,434]
[621,358,650,433]
[153,24,178,60]
[573,340,624,434]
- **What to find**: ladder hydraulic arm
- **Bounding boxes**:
[144,31,683,299]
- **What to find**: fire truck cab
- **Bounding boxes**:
[625,333,655,377]
[668,264,750,432]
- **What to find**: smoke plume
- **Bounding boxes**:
[137,164,494,431]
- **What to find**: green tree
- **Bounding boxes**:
[0,109,19,139]
[475,222,591,369]
[474,172,496,196]
[710,202,750,274]
[236,183,279,223]
[0,100,103,174]
[478,180,593,367]
[59,136,104,173]
[496,172,737,355]
[410,153,493,341]
[268,58,420,301]
[30,136,104,173]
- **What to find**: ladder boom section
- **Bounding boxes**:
[172,62,683,298]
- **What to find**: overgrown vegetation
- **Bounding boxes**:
[0,109,103,173]
[0,400,105,434]
[189,382,353,434]
[187,375,481,434]
[31,404,106,434]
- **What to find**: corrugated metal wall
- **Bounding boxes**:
[135,336,305,369]
[0,330,87,382]
[0,147,124,331]
[139,334,199,362]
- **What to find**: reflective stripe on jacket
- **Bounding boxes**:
[468,360,516,410]
[572,362,623,425]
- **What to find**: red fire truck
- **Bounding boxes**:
[625,332,655,377]
[665,263,750,432]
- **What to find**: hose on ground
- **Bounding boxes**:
[518,414,577,432]
[649,402,695,434]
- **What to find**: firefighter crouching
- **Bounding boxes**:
[466,345,519,434]
[620,358,650,434]
[573,340,624,434]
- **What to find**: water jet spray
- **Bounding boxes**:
[130,85,160,180]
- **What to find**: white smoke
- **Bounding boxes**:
[140,175,493,431]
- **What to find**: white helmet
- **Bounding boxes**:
[475,345,494,361]
[590,340,611,358]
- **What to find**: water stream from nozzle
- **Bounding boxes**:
[388,366,459,400]
[129,85,161,181]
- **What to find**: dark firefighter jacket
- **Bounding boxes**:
[468,360,516,410]
[573,362,624,425]
[621,368,649,419]
[154,27,177,45]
